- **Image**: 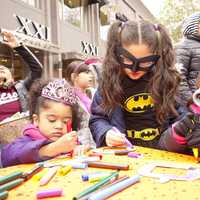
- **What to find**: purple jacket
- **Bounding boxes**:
[1,124,51,167]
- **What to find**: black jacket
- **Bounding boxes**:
[175,35,200,105]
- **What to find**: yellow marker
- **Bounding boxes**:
[58,165,72,176]
[32,168,48,181]
[192,148,199,161]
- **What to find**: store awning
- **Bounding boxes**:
[64,0,108,8]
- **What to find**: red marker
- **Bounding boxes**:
[66,120,72,133]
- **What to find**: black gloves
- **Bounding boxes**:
[173,112,196,137]
[173,112,200,148]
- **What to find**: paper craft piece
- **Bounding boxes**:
[138,162,200,183]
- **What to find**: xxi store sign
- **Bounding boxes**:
[15,15,50,41]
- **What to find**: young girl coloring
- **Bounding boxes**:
[89,20,199,154]
[1,79,79,167]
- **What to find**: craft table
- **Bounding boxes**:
[0,146,199,200]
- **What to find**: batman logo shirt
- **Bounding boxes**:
[121,74,161,148]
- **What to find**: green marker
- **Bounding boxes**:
[0,191,8,200]
[73,171,119,200]
[0,178,24,192]
[0,172,23,185]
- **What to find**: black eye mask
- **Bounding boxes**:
[115,46,160,72]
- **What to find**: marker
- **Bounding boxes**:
[128,152,143,158]
[66,120,72,133]
[88,153,103,160]
[82,172,111,182]
[88,175,140,200]
[0,191,8,200]
[192,148,199,161]
[79,176,129,200]
[58,166,72,176]
[40,167,58,186]
[22,164,44,180]
[73,171,119,200]
[32,169,48,181]
[114,150,132,155]
[0,172,23,185]
[36,188,63,199]
[0,178,24,192]
[112,127,133,148]
[88,161,129,170]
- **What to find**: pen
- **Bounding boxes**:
[73,171,119,200]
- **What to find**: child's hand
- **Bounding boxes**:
[186,127,200,148]
[55,131,77,153]
[105,129,125,147]
[2,31,19,48]
[73,144,91,156]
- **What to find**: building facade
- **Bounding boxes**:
[0,0,155,80]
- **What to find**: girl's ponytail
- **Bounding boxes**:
[149,24,180,123]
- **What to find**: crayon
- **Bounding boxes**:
[58,166,72,176]
[73,171,119,200]
[0,172,23,185]
[22,164,43,180]
[88,161,129,170]
[40,167,58,186]
[0,191,8,200]
[36,188,63,199]
[0,179,24,192]
[88,175,140,200]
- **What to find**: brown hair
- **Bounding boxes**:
[100,20,180,124]
[63,61,92,85]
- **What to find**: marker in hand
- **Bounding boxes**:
[112,127,133,148]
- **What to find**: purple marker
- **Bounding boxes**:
[128,152,142,158]
[36,188,63,199]
[112,127,133,148]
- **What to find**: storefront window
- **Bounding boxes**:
[63,0,81,28]
[20,0,41,9]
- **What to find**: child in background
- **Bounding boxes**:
[175,13,200,106]
[63,61,96,148]
[89,20,200,154]
[0,31,43,122]
[0,79,82,167]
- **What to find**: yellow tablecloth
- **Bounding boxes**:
[0,146,199,200]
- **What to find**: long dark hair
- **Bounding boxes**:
[100,20,180,124]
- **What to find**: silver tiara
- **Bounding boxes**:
[41,79,77,106]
